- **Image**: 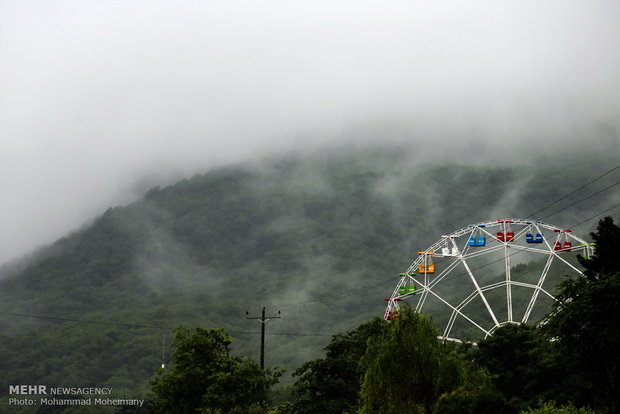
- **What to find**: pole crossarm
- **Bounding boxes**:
[246,307,281,370]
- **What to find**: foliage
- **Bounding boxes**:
[519,401,595,414]
[292,318,385,414]
[576,216,620,279]
[542,217,620,413]
[0,148,619,406]
[433,385,510,414]
[474,323,561,412]
[359,308,476,414]
[149,326,280,414]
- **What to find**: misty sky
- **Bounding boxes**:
[1,0,619,264]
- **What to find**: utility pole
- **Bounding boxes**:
[245,307,281,369]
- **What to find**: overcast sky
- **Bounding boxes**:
[1,0,619,264]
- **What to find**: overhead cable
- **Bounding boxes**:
[526,163,620,219]
[0,310,333,337]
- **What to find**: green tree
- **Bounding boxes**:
[292,318,385,414]
[543,216,620,413]
[474,323,560,412]
[433,385,510,414]
[359,309,469,414]
[577,216,620,279]
[149,326,280,414]
[519,401,595,414]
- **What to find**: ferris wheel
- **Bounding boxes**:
[384,219,594,342]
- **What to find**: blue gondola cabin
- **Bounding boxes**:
[526,233,543,243]
[469,236,486,246]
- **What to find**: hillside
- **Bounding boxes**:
[1,145,619,408]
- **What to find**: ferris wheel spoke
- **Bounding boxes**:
[462,244,505,260]
[507,244,552,255]
[416,258,462,310]
[421,287,492,337]
[446,290,484,337]
[426,258,465,291]
[481,280,508,291]
[521,253,554,323]
[445,312,458,337]
[553,248,588,275]
[418,274,430,310]
[386,219,591,341]
[445,280,512,337]
[455,290,480,311]
[504,243,513,322]
[510,281,554,300]
[460,258,500,327]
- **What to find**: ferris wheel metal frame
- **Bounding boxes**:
[384,218,594,342]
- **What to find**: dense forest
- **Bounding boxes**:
[1,145,619,413]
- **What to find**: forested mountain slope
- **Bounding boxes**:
[1,145,619,403]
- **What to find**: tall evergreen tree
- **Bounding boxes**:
[576,216,620,279]
[543,216,620,413]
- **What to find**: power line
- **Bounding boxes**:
[274,196,620,313]
[0,310,169,330]
[277,275,400,310]
[539,181,620,221]
[569,201,620,230]
[228,330,332,337]
[0,310,332,338]
[3,165,619,352]
[526,163,620,219]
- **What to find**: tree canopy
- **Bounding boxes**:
[542,217,620,413]
[1,148,619,409]
[474,323,560,412]
[292,318,385,414]
[149,326,280,414]
[359,308,481,414]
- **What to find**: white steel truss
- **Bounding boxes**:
[384,219,594,342]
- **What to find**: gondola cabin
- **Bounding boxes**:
[418,264,436,273]
[526,233,543,243]
[553,241,573,251]
[386,310,400,320]
[441,246,460,255]
[497,232,514,242]
[418,252,436,274]
[469,236,486,246]
[398,285,417,295]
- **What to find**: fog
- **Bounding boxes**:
[1,0,619,264]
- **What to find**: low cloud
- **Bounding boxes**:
[1,0,619,263]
